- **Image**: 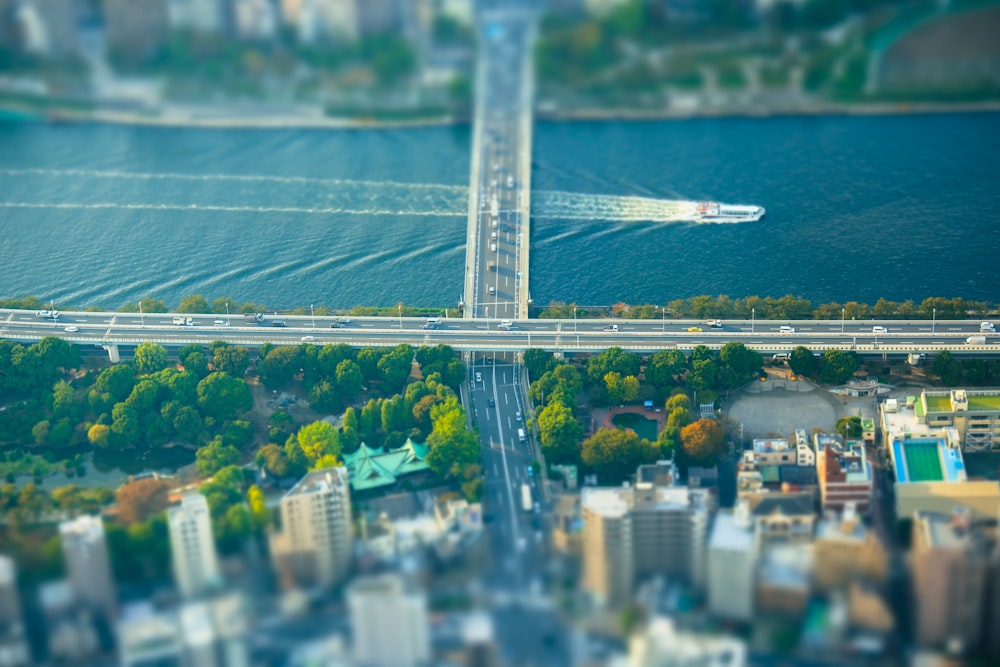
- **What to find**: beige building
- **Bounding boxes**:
[273,467,353,589]
[747,492,816,547]
[911,507,1000,653]
[167,493,220,598]
[59,515,116,618]
[916,389,1000,451]
[348,573,430,667]
[582,483,708,606]
[812,503,887,592]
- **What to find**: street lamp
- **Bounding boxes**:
[841,307,845,334]
[139,300,144,328]
[751,308,755,334]
[485,306,489,332]
[662,306,666,333]
[573,306,577,333]
[311,304,315,328]
[932,308,936,334]
[398,304,403,330]
[226,301,230,327]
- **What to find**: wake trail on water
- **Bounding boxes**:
[0,169,750,225]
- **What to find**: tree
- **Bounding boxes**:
[688,359,717,391]
[836,416,862,439]
[789,346,819,377]
[680,419,726,463]
[581,428,659,484]
[255,443,292,478]
[646,349,686,387]
[178,295,210,313]
[537,400,583,463]
[247,484,269,530]
[134,342,168,375]
[95,364,136,402]
[335,359,363,398]
[213,345,250,377]
[665,394,691,412]
[197,372,252,421]
[587,347,640,385]
[88,423,111,447]
[932,350,962,386]
[139,297,168,313]
[295,421,341,463]
[718,342,762,388]
[257,345,302,388]
[196,436,241,477]
[523,349,555,380]
[377,344,413,391]
[426,407,479,479]
[819,350,859,384]
[32,420,50,444]
[116,478,170,524]
[111,402,141,446]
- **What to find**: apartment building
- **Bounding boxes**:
[167,493,221,598]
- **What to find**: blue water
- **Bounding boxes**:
[1,112,998,310]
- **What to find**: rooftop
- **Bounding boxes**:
[923,388,1000,414]
[58,514,105,541]
[708,508,755,552]
[753,438,790,453]
[285,466,348,498]
[749,492,815,518]
[581,484,702,518]
[915,509,997,554]
[889,435,967,484]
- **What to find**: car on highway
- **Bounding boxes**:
[330,323,343,328]
[488,398,495,407]
[515,411,522,422]
[475,372,482,383]
[872,326,888,334]
[687,326,703,332]
[36,310,58,319]
[213,319,228,327]
[64,326,79,333]
[300,336,315,342]
[707,319,723,328]
[603,324,619,333]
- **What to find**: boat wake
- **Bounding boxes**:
[0,169,762,225]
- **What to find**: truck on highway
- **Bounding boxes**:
[518,428,526,443]
[521,483,532,513]
[966,336,988,345]
[172,316,193,326]
[244,313,263,324]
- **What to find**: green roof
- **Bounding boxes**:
[343,439,430,492]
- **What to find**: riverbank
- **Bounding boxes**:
[3,97,1000,131]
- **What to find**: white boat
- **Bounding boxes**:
[695,202,765,223]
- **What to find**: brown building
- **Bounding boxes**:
[815,433,872,514]
[911,507,1000,654]
[812,503,887,592]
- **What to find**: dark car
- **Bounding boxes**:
[272,320,287,327]
[488,398,496,407]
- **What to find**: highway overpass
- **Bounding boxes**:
[4,309,998,357]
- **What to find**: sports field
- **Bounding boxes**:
[903,442,944,482]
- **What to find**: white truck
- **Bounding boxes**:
[966,336,988,345]
[172,316,193,326]
[981,322,996,333]
[521,483,532,513]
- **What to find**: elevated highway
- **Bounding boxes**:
[4,310,998,357]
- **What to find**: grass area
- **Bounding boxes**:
[925,391,1000,413]
[903,442,944,482]
[611,413,658,441]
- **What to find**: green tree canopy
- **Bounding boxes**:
[587,347,640,386]
[196,372,252,422]
[537,400,583,463]
[680,419,726,463]
[646,349,686,387]
[581,427,659,484]
[134,342,168,375]
[212,344,250,377]
[819,350,859,384]
[177,294,210,313]
[195,436,241,477]
[789,346,819,377]
[295,421,341,463]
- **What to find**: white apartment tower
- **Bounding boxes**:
[168,494,221,598]
[348,573,430,667]
[58,515,116,617]
[278,466,353,588]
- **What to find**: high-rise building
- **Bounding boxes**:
[582,482,709,606]
[707,500,757,622]
[101,0,170,65]
[275,467,353,589]
[348,573,429,667]
[168,494,221,598]
[0,556,30,666]
[911,507,1000,654]
[59,515,116,618]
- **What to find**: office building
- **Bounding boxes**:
[582,482,709,606]
[168,493,221,598]
[814,433,873,514]
[747,492,816,547]
[59,515,116,618]
[707,500,757,622]
[348,573,429,667]
[882,399,1000,519]
[274,467,353,589]
[911,507,1000,653]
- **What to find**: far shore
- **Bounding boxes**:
[2,97,999,131]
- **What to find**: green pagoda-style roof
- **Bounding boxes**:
[343,438,430,491]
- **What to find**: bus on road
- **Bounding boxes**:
[521,483,532,513]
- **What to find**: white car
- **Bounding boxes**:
[872,326,888,334]
[64,325,79,333]
[300,336,315,342]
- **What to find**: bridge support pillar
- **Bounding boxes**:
[104,344,120,363]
